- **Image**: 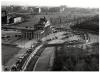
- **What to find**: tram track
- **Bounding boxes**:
[22,44,43,70]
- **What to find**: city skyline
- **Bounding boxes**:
[1,0,99,8]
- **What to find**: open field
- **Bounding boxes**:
[52,42,99,71]
[2,44,21,65]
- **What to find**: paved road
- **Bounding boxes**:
[33,47,55,71]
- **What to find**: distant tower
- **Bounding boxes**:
[60,5,66,12]
[39,8,41,13]
[33,7,41,14]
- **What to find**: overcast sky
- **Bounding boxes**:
[1,0,100,8]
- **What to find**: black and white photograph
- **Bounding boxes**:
[1,0,99,71]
